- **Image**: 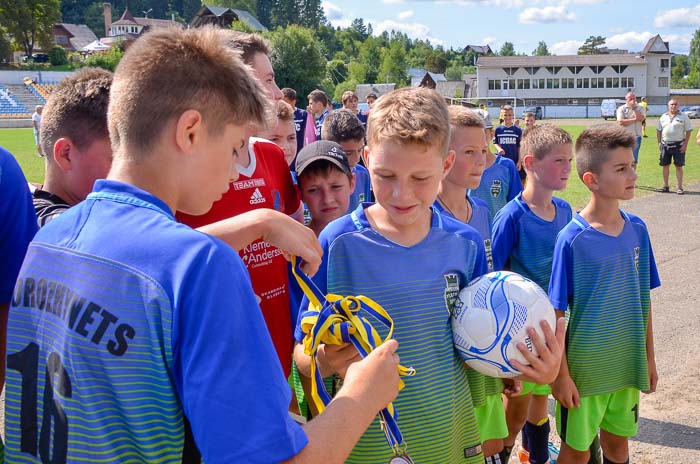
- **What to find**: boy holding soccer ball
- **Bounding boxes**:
[549,124,659,464]
[294,87,565,463]
[434,106,514,464]
[491,124,574,464]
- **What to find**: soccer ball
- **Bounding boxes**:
[451,271,556,378]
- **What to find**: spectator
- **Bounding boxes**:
[32,105,43,156]
[616,92,645,164]
[656,99,693,195]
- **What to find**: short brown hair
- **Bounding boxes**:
[575,124,635,180]
[448,106,486,129]
[308,89,328,107]
[367,87,450,155]
[40,67,112,158]
[108,26,268,156]
[521,124,573,161]
[524,111,535,118]
[366,93,377,101]
[281,87,296,101]
[502,105,513,112]
[341,91,358,105]
[227,31,270,65]
[276,100,294,122]
[321,109,365,142]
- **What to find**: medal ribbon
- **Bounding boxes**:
[291,256,416,452]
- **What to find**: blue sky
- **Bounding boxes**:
[321,0,700,55]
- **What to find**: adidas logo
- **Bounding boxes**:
[249,188,266,205]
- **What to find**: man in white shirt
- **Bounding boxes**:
[31,105,43,157]
[656,99,693,195]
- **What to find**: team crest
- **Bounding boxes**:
[443,273,460,315]
[633,246,640,272]
[484,239,494,272]
[490,180,502,198]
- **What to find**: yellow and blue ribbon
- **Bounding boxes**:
[291,256,415,452]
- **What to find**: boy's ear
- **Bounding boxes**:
[442,150,456,178]
[522,153,535,171]
[53,137,76,172]
[174,109,204,154]
[362,145,370,167]
[582,171,598,190]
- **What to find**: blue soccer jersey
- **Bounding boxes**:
[293,107,309,154]
[493,124,522,166]
[0,147,38,302]
[349,164,372,212]
[492,193,572,291]
[315,109,329,138]
[549,212,660,397]
[6,180,306,463]
[469,155,522,220]
[295,204,487,463]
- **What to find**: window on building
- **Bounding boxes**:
[576,77,590,88]
[524,67,541,75]
[488,80,501,90]
[660,59,669,68]
[589,98,600,104]
[567,66,584,74]
[561,78,575,89]
[546,78,560,89]
[517,79,530,90]
[532,78,545,89]
[503,67,519,76]
[659,77,669,87]
[567,99,579,105]
[620,77,634,88]
[611,65,628,73]
[606,77,620,88]
[546,66,562,74]
[589,65,606,74]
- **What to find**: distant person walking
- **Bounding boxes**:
[656,99,693,195]
[32,105,43,157]
[616,92,645,163]
[640,97,649,138]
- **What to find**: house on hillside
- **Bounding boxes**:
[355,83,396,101]
[101,4,181,47]
[475,34,672,117]
[465,45,492,56]
[190,5,267,31]
[53,24,98,52]
[416,72,446,89]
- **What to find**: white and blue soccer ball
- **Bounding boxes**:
[451,271,556,378]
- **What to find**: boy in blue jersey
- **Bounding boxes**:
[550,124,659,464]
[281,87,313,155]
[493,105,523,174]
[294,87,565,464]
[469,143,523,219]
[308,89,330,139]
[5,26,402,464]
[434,106,516,464]
[321,109,372,211]
[491,124,573,464]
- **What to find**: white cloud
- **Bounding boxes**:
[519,5,576,24]
[662,33,694,54]
[605,31,655,51]
[654,4,700,28]
[372,20,444,46]
[397,10,414,20]
[382,0,404,4]
[482,36,497,46]
[321,1,352,28]
[550,40,583,55]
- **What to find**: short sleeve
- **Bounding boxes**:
[548,234,573,311]
[0,148,38,301]
[507,162,523,201]
[172,245,307,462]
[491,207,518,271]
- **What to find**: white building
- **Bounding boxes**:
[475,35,671,117]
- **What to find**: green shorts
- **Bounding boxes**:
[519,381,551,396]
[556,388,640,452]
[474,393,508,442]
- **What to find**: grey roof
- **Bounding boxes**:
[428,72,446,82]
[641,34,670,55]
[355,83,396,100]
[477,54,648,67]
[205,5,231,17]
[136,18,180,29]
[231,9,266,31]
[436,80,467,98]
[670,89,700,95]
[408,68,426,78]
[57,23,98,50]
[465,45,492,55]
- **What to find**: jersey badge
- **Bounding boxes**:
[443,273,460,315]
[490,180,502,198]
[633,246,640,273]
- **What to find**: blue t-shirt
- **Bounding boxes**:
[492,193,572,291]
[357,112,368,129]
[469,155,522,219]
[493,124,522,166]
[0,147,37,302]
[315,109,329,138]
[549,212,660,397]
[349,164,372,212]
[295,204,487,463]
[293,107,308,155]
[6,180,306,463]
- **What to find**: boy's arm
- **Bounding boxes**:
[491,209,516,271]
[551,310,579,408]
[196,209,322,275]
[493,143,505,155]
[643,305,657,394]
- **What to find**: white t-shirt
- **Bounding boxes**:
[657,112,692,143]
[32,112,41,133]
[616,104,645,137]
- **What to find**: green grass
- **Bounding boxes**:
[3,125,699,209]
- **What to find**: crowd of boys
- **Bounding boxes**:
[0,26,668,464]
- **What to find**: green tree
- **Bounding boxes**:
[326,59,348,85]
[379,41,408,86]
[209,0,256,14]
[84,43,124,71]
[578,35,606,55]
[83,2,107,37]
[671,55,689,88]
[445,65,471,81]
[256,0,273,28]
[298,0,324,29]
[347,61,368,83]
[358,38,381,83]
[499,41,516,56]
[49,44,67,65]
[533,41,550,56]
[270,0,298,27]
[333,79,358,101]
[426,49,448,73]
[349,18,368,41]
[688,28,700,88]
[0,0,61,59]
[0,28,11,62]
[266,25,326,105]
[231,19,255,33]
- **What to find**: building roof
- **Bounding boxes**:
[190,5,266,31]
[477,54,649,67]
[465,45,492,55]
[230,9,266,31]
[56,23,98,50]
[670,89,700,96]
[136,17,180,29]
[112,9,138,26]
[355,83,396,101]
[641,34,670,55]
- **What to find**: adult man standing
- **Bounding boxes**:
[616,91,645,163]
[656,99,693,195]
[32,105,43,156]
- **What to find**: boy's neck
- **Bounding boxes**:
[521,181,556,220]
[108,152,177,214]
[437,181,471,222]
[484,151,498,168]
[365,203,432,247]
[309,219,326,237]
[503,121,514,127]
[580,194,623,234]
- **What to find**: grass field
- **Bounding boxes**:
[2,124,699,210]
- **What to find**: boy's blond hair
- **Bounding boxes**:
[40,67,112,158]
[502,105,513,112]
[448,106,486,130]
[521,124,573,161]
[108,27,268,156]
[341,91,358,105]
[575,124,636,180]
[275,100,294,122]
[321,109,365,142]
[367,87,450,155]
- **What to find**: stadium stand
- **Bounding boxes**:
[26,82,55,103]
[0,84,30,119]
